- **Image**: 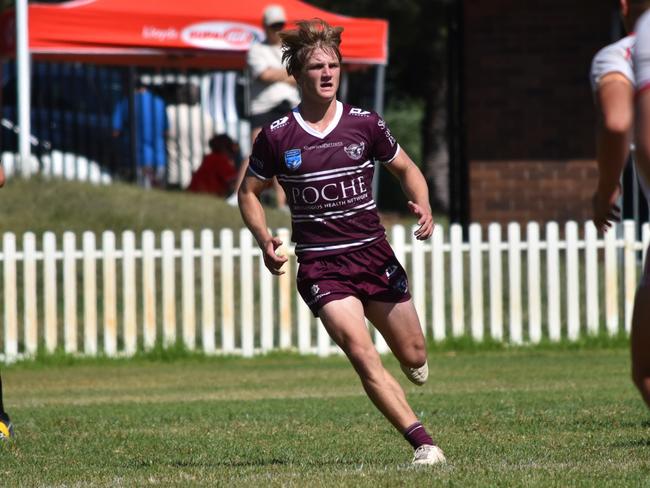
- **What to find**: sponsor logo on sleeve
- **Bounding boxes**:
[349,107,371,116]
[384,127,396,147]
[250,155,264,171]
[344,142,365,160]
[284,149,302,171]
[270,116,289,131]
[377,118,386,128]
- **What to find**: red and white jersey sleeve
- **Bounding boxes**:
[635,11,650,94]
[590,34,635,92]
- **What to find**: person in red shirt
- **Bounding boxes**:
[187,134,239,197]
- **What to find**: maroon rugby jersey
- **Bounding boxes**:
[249,101,400,262]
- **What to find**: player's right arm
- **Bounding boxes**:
[589,37,635,231]
[238,174,288,275]
[592,72,633,231]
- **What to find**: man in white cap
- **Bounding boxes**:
[230,4,300,208]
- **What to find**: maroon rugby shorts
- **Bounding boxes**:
[296,239,411,316]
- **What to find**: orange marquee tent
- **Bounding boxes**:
[0,0,388,68]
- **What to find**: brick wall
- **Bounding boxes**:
[470,160,598,226]
[464,0,615,224]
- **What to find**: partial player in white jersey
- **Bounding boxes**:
[590,1,640,231]
[631,1,650,410]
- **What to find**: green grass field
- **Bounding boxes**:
[1,346,649,486]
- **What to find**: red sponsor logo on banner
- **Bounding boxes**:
[181,22,262,50]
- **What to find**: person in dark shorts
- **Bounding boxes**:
[238,19,444,466]
[0,164,14,442]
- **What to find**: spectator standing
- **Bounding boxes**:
[229,5,300,208]
[112,82,168,189]
[187,134,239,197]
[166,83,215,189]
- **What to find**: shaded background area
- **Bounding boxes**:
[2,0,646,228]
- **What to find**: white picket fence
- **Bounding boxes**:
[0,220,648,363]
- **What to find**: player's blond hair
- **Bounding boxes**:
[279,19,343,76]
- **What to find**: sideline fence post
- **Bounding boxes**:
[298,296,311,355]
[122,230,137,356]
[102,231,117,356]
[259,230,274,352]
[508,223,523,344]
[23,232,38,356]
[546,222,561,341]
[63,232,78,353]
[83,232,98,355]
[200,229,216,354]
[527,222,542,344]
[240,229,254,357]
[3,233,18,361]
[142,230,157,350]
[488,223,503,342]
[604,225,619,336]
[161,230,176,347]
[182,230,196,350]
[411,224,426,335]
[277,228,292,350]
[450,224,464,337]
[317,317,330,357]
[431,225,446,341]
[220,228,235,353]
[565,221,580,341]
[469,223,484,342]
[623,221,637,335]
[584,222,599,336]
[43,231,58,353]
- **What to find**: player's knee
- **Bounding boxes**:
[347,344,381,376]
[401,341,427,369]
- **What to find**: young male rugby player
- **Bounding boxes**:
[591,0,650,409]
[0,164,14,441]
[238,19,445,465]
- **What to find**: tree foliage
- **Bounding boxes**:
[308,0,449,104]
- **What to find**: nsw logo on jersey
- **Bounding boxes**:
[284,149,302,171]
[349,107,371,116]
[344,142,365,160]
[270,116,289,131]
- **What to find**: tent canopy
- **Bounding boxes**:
[0,0,388,68]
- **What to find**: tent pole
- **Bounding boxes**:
[373,64,385,116]
[372,64,386,203]
[16,0,31,177]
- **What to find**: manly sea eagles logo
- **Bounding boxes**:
[310,284,320,296]
[344,142,365,160]
[284,149,302,171]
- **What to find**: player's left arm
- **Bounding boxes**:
[384,149,434,240]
